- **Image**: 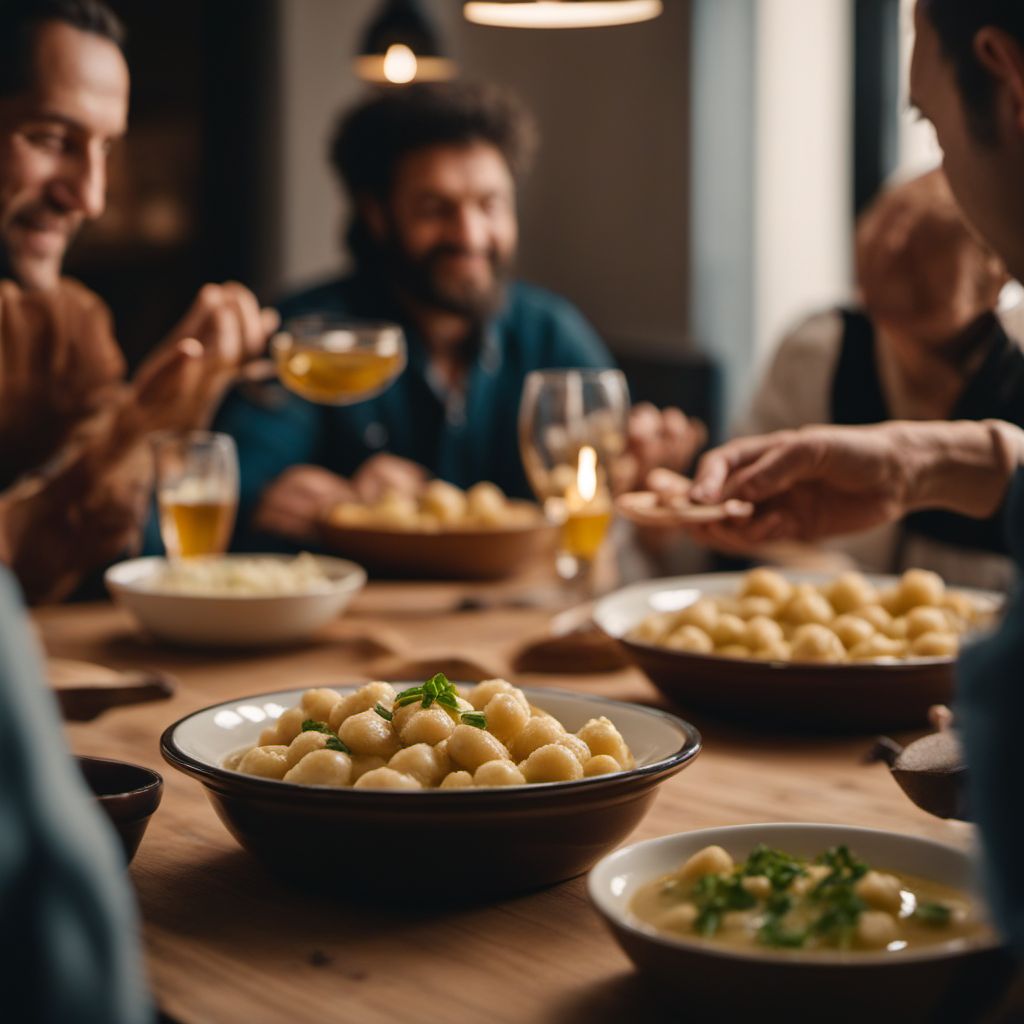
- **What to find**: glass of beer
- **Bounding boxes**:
[271,317,406,405]
[155,431,238,558]
[518,369,629,582]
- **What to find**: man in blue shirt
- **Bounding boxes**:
[217,82,700,547]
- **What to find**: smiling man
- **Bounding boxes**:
[217,82,702,546]
[0,0,279,603]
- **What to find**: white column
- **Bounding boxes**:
[753,0,855,368]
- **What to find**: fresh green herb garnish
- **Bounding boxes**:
[301,719,335,735]
[301,719,351,754]
[374,703,394,721]
[914,901,952,926]
[691,872,758,937]
[742,844,807,892]
[393,673,486,729]
[806,846,869,948]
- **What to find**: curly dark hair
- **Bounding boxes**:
[0,0,125,97]
[921,0,1024,143]
[331,81,538,199]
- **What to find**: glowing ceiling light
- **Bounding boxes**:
[463,1,663,29]
[383,43,418,84]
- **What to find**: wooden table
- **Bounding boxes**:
[38,582,985,1024]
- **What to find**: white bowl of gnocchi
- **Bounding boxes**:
[588,823,1011,1020]
[593,569,1002,732]
[160,679,701,899]
[105,553,366,647]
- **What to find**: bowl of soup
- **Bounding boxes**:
[588,823,1013,1021]
[160,680,701,899]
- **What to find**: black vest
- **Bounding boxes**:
[830,310,1024,556]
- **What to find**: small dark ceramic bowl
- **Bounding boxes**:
[160,686,701,900]
[77,755,163,863]
[589,823,1014,1023]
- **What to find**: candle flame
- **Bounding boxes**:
[576,445,598,503]
[383,43,417,84]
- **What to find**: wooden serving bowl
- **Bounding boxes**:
[160,686,701,900]
[318,505,557,580]
[593,573,1000,733]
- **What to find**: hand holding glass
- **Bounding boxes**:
[271,317,406,405]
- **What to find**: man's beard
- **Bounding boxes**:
[379,233,514,322]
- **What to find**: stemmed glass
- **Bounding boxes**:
[518,369,630,582]
[271,317,407,405]
[154,431,238,558]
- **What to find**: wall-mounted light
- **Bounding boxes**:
[463,0,663,29]
[355,0,456,85]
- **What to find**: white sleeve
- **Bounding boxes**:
[733,309,845,438]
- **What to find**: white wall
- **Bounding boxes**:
[753,0,854,365]
[273,0,691,359]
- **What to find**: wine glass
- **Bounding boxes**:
[518,369,630,581]
[154,431,238,558]
[271,317,406,405]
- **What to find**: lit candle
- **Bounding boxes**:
[561,445,612,560]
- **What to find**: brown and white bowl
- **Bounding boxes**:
[593,572,1001,732]
[160,686,701,900]
[588,823,1013,1022]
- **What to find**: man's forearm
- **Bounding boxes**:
[902,419,1024,519]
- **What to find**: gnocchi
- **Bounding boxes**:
[226,677,636,790]
[328,480,541,532]
[628,568,993,665]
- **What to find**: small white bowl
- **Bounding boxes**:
[105,554,366,647]
[588,823,1011,1020]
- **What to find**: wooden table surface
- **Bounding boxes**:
[38,582,983,1024]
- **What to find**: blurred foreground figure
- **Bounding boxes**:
[216,82,703,547]
[0,566,152,1023]
[0,0,276,602]
[624,0,1024,956]
[739,168,1022,587]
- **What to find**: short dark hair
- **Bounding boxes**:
[330,81,538,203]
[921,0,1024,142]
[0,0,126,98]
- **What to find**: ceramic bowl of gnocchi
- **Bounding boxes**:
[588,823,1012,1021]
[319,480,556,580]
[592,569,1002,731]
[160,678,701,899]
[106,553,366,648]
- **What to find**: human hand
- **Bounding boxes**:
[613,403,706,495]
[253,466,357,542]
[0,435,152,604]
[141,281,279,431]
[350,453,430,504]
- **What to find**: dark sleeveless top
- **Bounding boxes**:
[830,310,1024,555]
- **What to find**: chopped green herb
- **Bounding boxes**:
[324,736,351,754]
[394,673,475,725]
[374,703,394,721]
[301,719,335,735]
[690,871,757,937]
[461,711,488,729]
[914,901,952,926]
[742,844,807,892]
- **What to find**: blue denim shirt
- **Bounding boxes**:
[0,568,152,1022]
[958,466,1024,954]
[213,274,612,550]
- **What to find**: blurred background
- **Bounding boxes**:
[67,0,939,439]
